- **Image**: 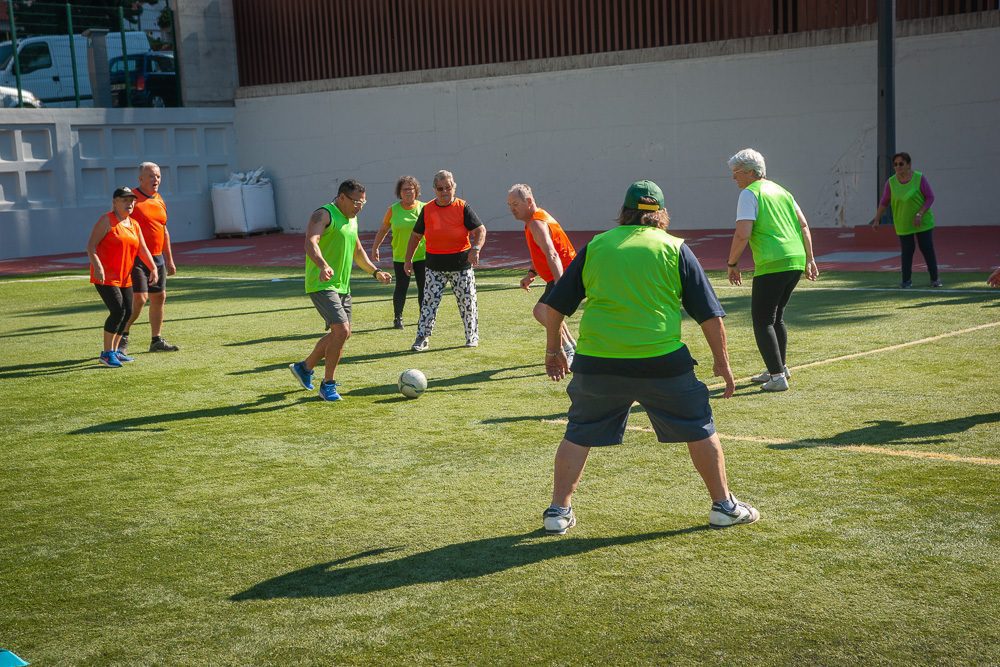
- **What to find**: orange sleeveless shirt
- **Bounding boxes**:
[132,189,168,256]
[525,208,576,282]
[423,198,472,254]
[91,213,140,287]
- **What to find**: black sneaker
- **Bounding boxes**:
[149,338,180,352]
[900,280,912,289]
[393,317,404,329]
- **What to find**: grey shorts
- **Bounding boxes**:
[565,370,715,446]
[309,289,352,329]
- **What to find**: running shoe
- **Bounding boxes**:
[542,506,576,535]
[289,361,315,390]
[318,380,342,402]
[99,351,122,368]
[149,337,180,352]
[709,494,760,528]
[412,336,429,352]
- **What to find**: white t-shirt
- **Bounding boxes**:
[735,188,803,223]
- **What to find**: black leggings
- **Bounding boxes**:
[393,260,426,319]
[95,284,134,335]
[751,270,801,374]
[899,229,938,282]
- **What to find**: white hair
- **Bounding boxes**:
[139,161,160,174]
[508,183,533,201]
[727,149,766,178]
[433,169,454,185]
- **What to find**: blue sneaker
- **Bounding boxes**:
[99,351,122,368]
[318,380,342,402]
[289,361,315,390]
[115,350,135,363]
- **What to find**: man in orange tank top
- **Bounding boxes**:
[121,162,179,354]
[404,170,487,351]
[507,183,578,362]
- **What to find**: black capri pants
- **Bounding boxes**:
[393,260,426,319]
[751,270,801,374]
[95,284,134,335]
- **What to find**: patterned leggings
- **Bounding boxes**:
[417,267,479,344]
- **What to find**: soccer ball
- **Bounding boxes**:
[398,369,427,399]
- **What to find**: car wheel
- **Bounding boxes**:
[151,95,166,108]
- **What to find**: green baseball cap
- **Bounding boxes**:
[623,180,664,211]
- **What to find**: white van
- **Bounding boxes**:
[0,32,152,107]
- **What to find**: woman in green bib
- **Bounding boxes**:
[726,148,819,393]
[868,152,942,288]
[371,175,427,328]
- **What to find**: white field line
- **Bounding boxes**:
[708,320,1000,391]
[539,420,1000,466]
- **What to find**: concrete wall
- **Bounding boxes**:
[175,0,238,107]
[233,25,1000,234]
[0,108,236,260]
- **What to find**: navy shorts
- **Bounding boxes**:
[131,254,166,293]
[564,370,716,446]
[309,289,352,329]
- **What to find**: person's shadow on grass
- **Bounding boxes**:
[69,390,312,434]
[769,412,1000,450]
[230,526,709,601]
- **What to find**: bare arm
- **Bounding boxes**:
[403,231,424,276]
[162,227,176,275]
[727,220,753,286]
[528,219,564,282]
[468,225,487,267]
[796,205,819,281]
[304,209,334,282]
[700,316,734,398]
[86,216,113,283]
[543,305,569,381]
[371,208,393,262]
[353,238,391,284]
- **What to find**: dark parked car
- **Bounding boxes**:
[110,52,178,108]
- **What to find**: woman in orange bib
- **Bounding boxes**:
[86,187,158,367]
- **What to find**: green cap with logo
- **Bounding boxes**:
[623,180,664,211]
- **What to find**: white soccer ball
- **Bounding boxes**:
[398,369,427,399]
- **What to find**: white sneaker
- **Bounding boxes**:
[542,507,576,535]
[761,375,789,392]
[751,366,790,383]
[709,494,760,528]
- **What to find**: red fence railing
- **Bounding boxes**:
[232,0,997,87]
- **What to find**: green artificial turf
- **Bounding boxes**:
[1,268,998,665]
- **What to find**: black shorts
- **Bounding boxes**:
[537,280,556,304]
[131,254,166,293]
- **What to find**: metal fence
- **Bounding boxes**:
[232,0,999,87]
[0,0,180,108]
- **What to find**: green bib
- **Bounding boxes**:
[745,180,806,277]
[304,203,357,294]
[577,225,685,359]
[889,171,934,236]
[390,201,426,262]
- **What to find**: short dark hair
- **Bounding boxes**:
[395,175,420,199]
[338,179,365,197]
[892,152,911,165]
[616,205,670,230]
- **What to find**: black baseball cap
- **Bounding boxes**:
[113,186,137,199]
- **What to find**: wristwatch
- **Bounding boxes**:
[471,245,481,251]
[727,262,738,268]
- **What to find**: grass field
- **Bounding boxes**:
[2,267,998,665]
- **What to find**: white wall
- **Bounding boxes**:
[233,26,1000,234]
[0,107,235,259]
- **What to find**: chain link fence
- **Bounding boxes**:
[1,0,181,108]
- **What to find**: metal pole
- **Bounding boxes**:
[165,0,182,106]
[66,3,80,107]
[876,0,896,224]
[118,5,131,107]
[7,0,22,107]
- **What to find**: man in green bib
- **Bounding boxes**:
[540,180,760,534]
[726,148,819,392]
[289,179,392,401]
